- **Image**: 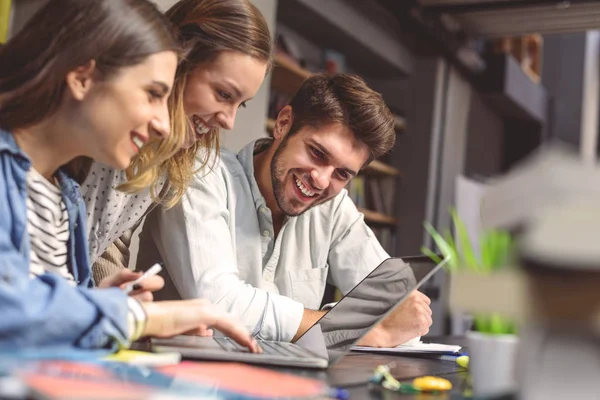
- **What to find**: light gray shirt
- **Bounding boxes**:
[141,139,390,342]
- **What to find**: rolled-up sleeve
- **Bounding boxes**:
[149,168,304,342]
[0,252,130,349]
[0,170,129,349]
[327,192,391,294]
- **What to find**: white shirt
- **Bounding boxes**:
[143,139,390,341]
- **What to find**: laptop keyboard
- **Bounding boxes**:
[214,337,315,358]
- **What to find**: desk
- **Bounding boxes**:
[268,337,514,399]
[270,351,468,399]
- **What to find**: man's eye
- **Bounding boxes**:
[311,148,325,160]
[338,171,349,180]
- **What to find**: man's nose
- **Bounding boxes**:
[310,167,333,190]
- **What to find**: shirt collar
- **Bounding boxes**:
[0,129,31,167]
[237,138,273,210]
[0,129,81,204]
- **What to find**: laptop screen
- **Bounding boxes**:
[298,255,446,359]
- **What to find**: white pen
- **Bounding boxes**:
[123,263,163,294]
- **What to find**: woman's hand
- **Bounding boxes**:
[98,269,164,302]
[142,299,261,353]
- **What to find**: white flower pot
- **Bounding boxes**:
[466,331,519,397]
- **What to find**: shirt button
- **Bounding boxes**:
[261,207,269,215]
[262,230,270,237]
[265,273,273,281]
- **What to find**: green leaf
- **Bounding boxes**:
[420,246,443,265]
[424,222,458,270]
[450,208,479,271]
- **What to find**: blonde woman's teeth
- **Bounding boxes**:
[132,136,144,149]
[193,116,210,135]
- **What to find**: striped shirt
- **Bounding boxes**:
[27,168,146,340]
[26,168,75,284]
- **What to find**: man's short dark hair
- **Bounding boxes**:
[288,73,396,163]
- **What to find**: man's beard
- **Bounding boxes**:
[270,138,326,217]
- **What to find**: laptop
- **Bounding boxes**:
[151,255,447,369]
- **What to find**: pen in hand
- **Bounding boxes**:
[123,263,163,294]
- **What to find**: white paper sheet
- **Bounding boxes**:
[352,341,462,355]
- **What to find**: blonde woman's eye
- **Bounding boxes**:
[239,101,247,109]
[218,90,232,101]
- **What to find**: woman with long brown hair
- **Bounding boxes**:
[80,0,272,281]
[0,0,258,351]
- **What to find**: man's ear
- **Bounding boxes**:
[274,105,293,140]
[65,60,97,101]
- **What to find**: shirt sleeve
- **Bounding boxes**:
[0,254,131,349]
[148,167,304,342]
[327,191,391,295]
[0,169,131,350]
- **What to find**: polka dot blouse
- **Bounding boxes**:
[80,162,165,264]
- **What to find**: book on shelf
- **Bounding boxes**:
[267,89,291,121]
[323,49,346,74]
[346,176,365,209]
[363,175,396,216]
[367,178,385,214]
[380,176,396,215]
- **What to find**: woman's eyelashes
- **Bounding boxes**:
[147,90,161,101]
[217,89,248,108]
[147,88,167,102]
[218,90,232,101]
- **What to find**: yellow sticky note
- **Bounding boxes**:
[103,349,181,367]
[0,0,11,43]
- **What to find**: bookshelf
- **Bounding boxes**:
[269,54,407,134]
[358,208,398,226]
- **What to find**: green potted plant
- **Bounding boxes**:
[422,209,520,397]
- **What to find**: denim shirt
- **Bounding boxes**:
[0,130,129,349]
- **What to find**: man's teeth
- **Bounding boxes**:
[295,178,315,197]
[132,136,144,149]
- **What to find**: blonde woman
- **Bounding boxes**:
[77,0,272,281]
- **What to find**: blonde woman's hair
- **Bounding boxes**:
[117,0,272,207]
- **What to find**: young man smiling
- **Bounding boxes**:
[138,74,433,346]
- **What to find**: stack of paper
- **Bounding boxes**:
[352,341,462,355]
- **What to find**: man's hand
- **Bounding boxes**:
[98,269,164,302]
[142,299,261,353]
[357,291,432,347]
